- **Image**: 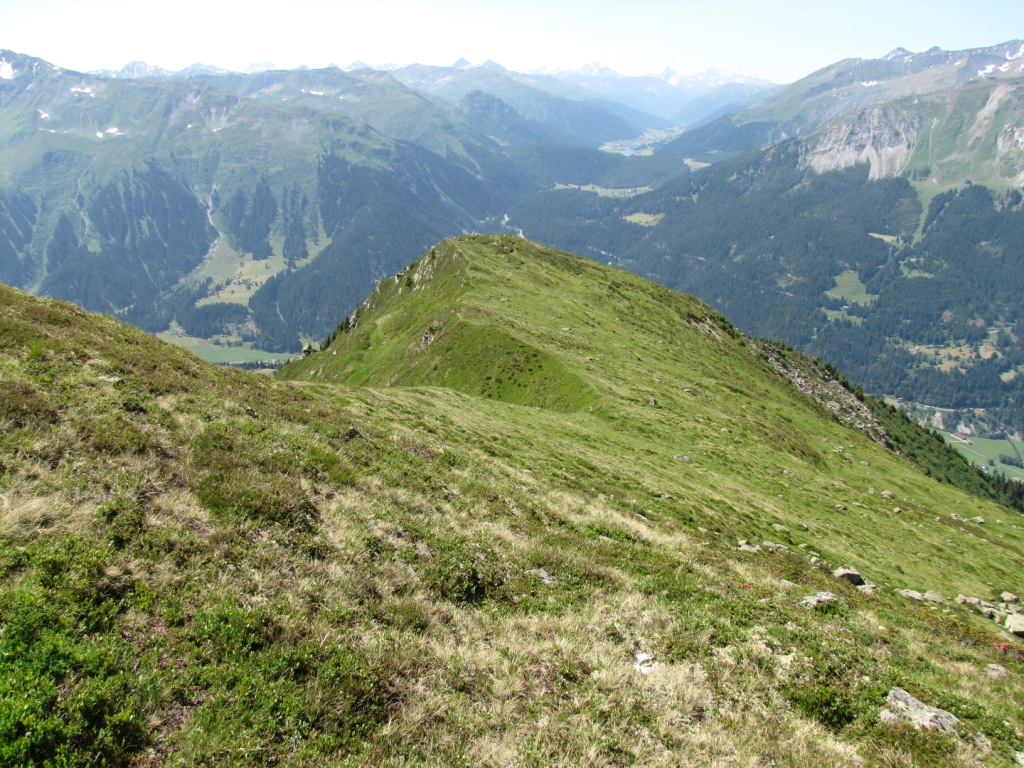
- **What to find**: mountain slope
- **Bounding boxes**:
[508,69,1024,437]
[285,235,1024,598]
[658,40,1024,169]
[3,238,1024,764]
[0,50,688,357]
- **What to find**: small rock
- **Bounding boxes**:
[900,589,924,602]
[1002,591,1019,603]
[971,733,992,756]
[1015,751,1024,767]
[971,516,985,524]
[878,709,900,726]
[987,663,1009,679]
[1006,614,1024,637]
[835,504,847,511]
[881,490,895,499]
[801,591,836,609]
[647,398,658,406]
[923,590,944,603]
[674,454,692,462]
[833,567,864,586]
[761,541,789,553]
[879,687,959,732]
[857,583,878,596]
[634,652,656,674]
[772,523,789,533]
[98,375,122,383]
[951,513,963,522]
[526,568,558,586]
[955,594,969,604]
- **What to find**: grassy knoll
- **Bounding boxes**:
[3,237,1024,765]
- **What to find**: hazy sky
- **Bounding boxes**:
[3,0,1023,83]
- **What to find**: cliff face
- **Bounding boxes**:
[801,105,920,179]
[799,78,1024,187]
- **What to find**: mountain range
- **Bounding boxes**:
[2,40,1024,444]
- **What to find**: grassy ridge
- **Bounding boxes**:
[3,240,1024,764]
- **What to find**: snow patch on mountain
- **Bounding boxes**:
[0,59,14,80]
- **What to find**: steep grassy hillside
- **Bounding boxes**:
[3,239,1024,765]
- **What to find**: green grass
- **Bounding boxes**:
[155,329,294,365]
[825,270,877,307]
[3,239,1024,765]
[944,432,1024,481]
[554,182,652,197]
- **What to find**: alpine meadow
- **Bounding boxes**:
[2,30,1024,767]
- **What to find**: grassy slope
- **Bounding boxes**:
[3,238,1024,765]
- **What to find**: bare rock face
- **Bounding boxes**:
[801,106,921,179]
[879,687,959,732]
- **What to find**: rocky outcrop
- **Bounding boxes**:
[833,567,864,586]
[879,687,959,732]
[956,593,1023,625]
[1007,614,1024,638]
[757,342,889,446]
[801,106,920,179]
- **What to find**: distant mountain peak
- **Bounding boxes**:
[452,57,472,69]
[577,62,616,77]
[114,61,172,79]
[176,62,233,77]
[244,61,277,74]
[884,47,913,60]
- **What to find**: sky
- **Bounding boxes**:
[3,0,1024,83]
